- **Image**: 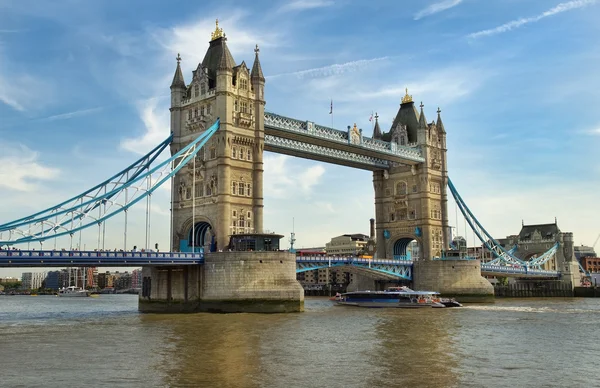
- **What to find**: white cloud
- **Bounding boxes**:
[587,127,600,135]
[0,143,60,192]
[263,154,325,198]
[36,107,104,122]
[278,0,334,13]
[268,57,389,80]
[120,98,170,155]
[468,0,598,39]
[414,0,463,20]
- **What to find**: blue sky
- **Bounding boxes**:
[1,0,599,277]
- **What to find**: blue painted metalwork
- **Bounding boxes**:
[0,249,203,267]
[264,134,391,170]
[295,256,413,280]
[448,178,559,270]
[0,120,220,245]
[263,112,425,164]
[480,263,559,277]
[0,135,172,231]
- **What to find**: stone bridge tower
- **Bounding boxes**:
[373,90,449,261]
[169,20,265,252]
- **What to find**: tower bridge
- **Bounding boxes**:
[0,20,582,312]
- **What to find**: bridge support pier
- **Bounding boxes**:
[413,259,494,302]
[139,251,304,313]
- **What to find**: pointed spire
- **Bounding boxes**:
[251,44,265,82]
[418,102,427,128]
[436,107,446,134]
[217,37,234,70]
[373,112,382,139]
[170,53,186,89]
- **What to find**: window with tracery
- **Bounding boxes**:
[246,183,251,196]
[194,84,199,97]
[396,181,407,196]
[232,147,237,159]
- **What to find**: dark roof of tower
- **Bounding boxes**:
[436,108,446,134]
[518,223,560,241]
[201,36,235,80]
[389,101,420,143]
[372,115,382,140]
[251,45,265,81]
[170,56,186,89]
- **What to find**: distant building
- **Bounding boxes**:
[296,248,326,257]
[45,271,60,290]
[21,273,32,289]
[325,234,369,256]
[575,245,597,261]
[581,257,600,273]
[131,269,142,289]
[0,277,20,284]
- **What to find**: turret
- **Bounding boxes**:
[251,44,266,233]
[372,113,382,140]
[417,102,428,145]
[170,53,186,107]
[170,53,186,138]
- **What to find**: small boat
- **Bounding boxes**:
[58,286,89,297]
[335,286,446,308]
[329,292,343,301]
[439,298,462,308]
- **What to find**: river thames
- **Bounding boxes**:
[0,295,598,387]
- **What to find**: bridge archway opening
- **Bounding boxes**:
[393,237,418,260]
[180,221,215,253]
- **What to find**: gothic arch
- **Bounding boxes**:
[387,234,422,261]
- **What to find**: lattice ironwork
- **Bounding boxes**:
[0,120,220,245]
[264,112,425,163]
[295,256,413,280]
[449,178,559,270]
[265,135,390,169]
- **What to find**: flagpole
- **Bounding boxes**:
[330,98,333,129]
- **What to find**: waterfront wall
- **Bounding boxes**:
[496,282,573,297]
[139,251,304,313]
[413,259,494,302]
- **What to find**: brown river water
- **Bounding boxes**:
[0,295,598,387]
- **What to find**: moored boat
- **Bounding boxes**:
[58,286,89,297]
[335,286,447,308]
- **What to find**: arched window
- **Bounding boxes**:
[210,148,216,159]
[234,100,238,111]
[238,183,244,196]
[232,182,237,195]
[200,106,205,116]
[187,111,192,120]
[240,147,245,160]
[232,147,237,159]
[396,181,407,196]
[194,84,199,97]
[201,84,206,95]
[247,149,252,161]
[400,136,406,145]
[206,184,212,196]
[246,183,251,196]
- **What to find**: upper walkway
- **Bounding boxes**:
[263,112,425,170]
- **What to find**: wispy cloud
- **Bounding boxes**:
[587,127,600,135]
[414,0,463,20]
[268,57,389,80]
[468,0,598,39]
[0,143,60,192]
[121,97,170,155]
[278,0,334,13]
[36,107,104,122]
[264,154,325,198]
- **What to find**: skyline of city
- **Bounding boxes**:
[1,0,599,277]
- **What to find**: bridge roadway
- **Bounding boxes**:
[0,250,560,279]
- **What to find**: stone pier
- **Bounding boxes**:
[413,259,494,302]
[139,251,304,313]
